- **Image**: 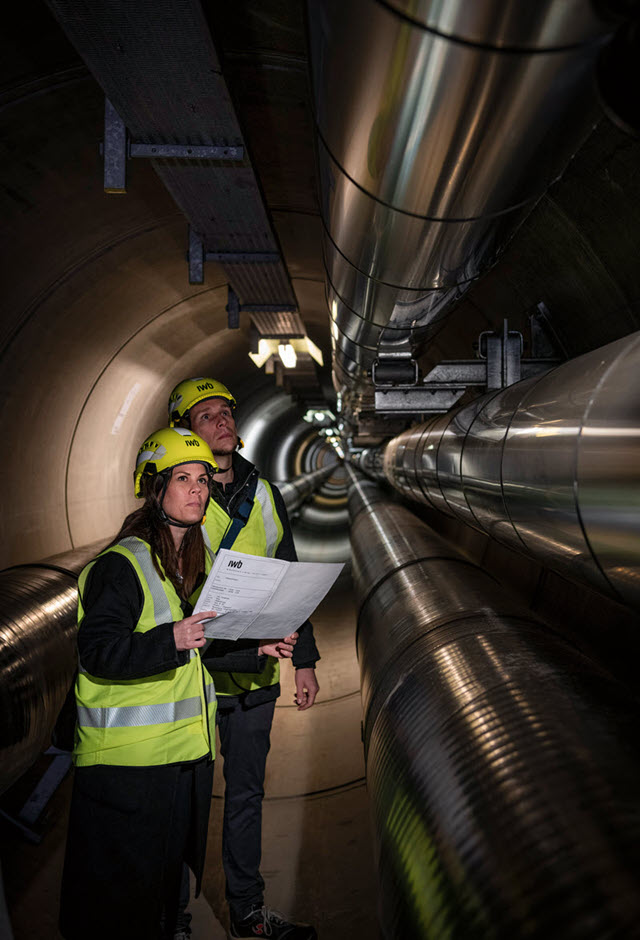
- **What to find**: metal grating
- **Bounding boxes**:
[250,311,306,337]
[45,0,297,307]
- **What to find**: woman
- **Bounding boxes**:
[59,426,296,939]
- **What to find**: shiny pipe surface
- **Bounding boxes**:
[382,331,640,608]
[0,542,107,794]
[275,464,338,515]
[307,0,613,411]
[347,466,640,939]
[348,449,385,481]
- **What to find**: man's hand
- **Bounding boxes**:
[260,632,298,660]
[173,611,216,651]
[294,667,319,710]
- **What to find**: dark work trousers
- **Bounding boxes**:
[59,758,213,940]
[217,697,277,920]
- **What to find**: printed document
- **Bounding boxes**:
[193,548,344,640]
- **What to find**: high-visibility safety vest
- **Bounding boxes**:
[203,478,284,696]
[73,537,216,768]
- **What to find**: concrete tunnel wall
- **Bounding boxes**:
[0,50,373,940]
[0,72,332,569]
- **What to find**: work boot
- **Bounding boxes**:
[229,905,317,939]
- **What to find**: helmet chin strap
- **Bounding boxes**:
[157,507,195,529]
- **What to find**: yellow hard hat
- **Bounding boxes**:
[133,427,218,498]
[168,377,236,427]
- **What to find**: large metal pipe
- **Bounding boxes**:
[348,448,385,481]
[0,542,106,795]
[307,0,615,413]
[382,330,640,610]
[347,465,640,939]
[275,463,339,515]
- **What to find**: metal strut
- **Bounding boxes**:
[373,319,562,415]
[101,98,244,193]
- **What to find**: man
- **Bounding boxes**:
[168,377,320,940]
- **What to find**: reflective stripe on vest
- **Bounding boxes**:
[118,536,173,624]
[255,480,279,557]
[202,525,213,553]
[74,539,216,767]
[77,682,216,729]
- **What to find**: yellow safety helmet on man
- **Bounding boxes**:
[168,377,236,427]
[133,426,218,497]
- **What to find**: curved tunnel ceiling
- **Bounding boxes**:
[1,0,640,571]
[0,7,330,567]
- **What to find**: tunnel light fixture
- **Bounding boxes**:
[249,335,323,371]
[304,336,324,366]
[248,338,275,369]
[303,409,338,428]
[278,343,297,369]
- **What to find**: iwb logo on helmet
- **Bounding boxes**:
[197,382,217,392]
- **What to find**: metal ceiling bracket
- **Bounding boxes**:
[188,226,205,284]
[103,98,127,193]
[102,98,244,194]
[480,319,522,389]
[424,319,562,392]
[373,348,460,414]
[372,355,418,386]
[375,385,466,414]
[206,252,281,263]
[129,143,243,159]
[188,229,286,285]
[226,288,241,329]
[373,320,562,415]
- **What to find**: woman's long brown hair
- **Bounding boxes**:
[109,471,209,600]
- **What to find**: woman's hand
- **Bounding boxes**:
[259,632,298,660]
[173,611,217,651]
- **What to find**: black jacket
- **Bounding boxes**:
[77,551,267,679]
[202,450,320,707]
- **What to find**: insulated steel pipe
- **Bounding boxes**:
[275,464,339,515]
[347,466,640,939]
[382,331,640,609]
[348,449,385,481]
[0,542,105,795]
[307,0,615,409]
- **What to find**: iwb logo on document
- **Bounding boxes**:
[228,559,243,568]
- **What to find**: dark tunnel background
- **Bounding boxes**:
[1,0,640,937]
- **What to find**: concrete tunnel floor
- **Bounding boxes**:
[2,566,381,939]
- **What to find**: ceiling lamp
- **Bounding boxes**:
[278,343,297,368]
[248,338,274,369]
[249,336,324,370]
